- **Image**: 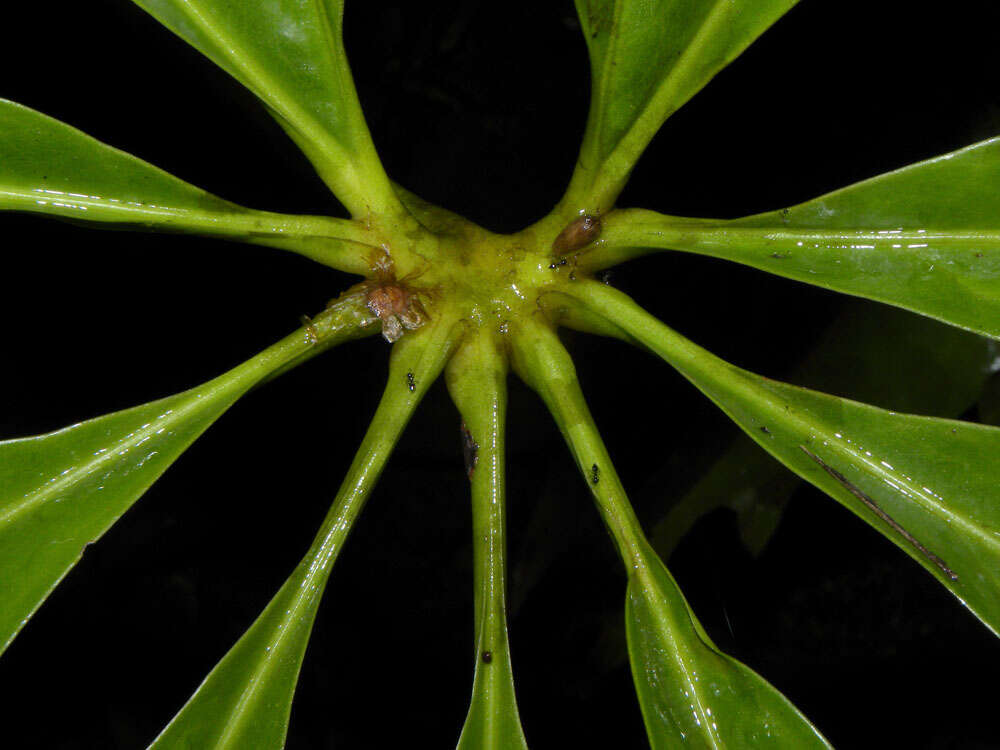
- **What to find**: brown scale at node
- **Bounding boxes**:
[330,248,429,343]
[552,213,602,255]
[365,283,426,343]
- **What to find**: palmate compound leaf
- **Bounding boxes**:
[509,320,830,748]
[128,0,400,218]
[590,136,1000,340]
[149,316,462,750]
[0,99,375,275]
[446,332,530,750]
[569,281,1000,637]
[565,0,799,212]
[0,299,374,657]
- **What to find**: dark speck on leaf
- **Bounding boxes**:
[770,253,786,259]
[760,426,770,435]
[406,372,416,392]
[481,650,492,664]
[461,422,479,479]
[590,463,600,485]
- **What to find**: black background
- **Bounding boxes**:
[2,1,1000,747]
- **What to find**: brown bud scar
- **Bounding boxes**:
[799,445,958,581]
[552,213,602,255]
[460,421,479,480]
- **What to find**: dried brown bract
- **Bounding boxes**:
[364,283,426,342]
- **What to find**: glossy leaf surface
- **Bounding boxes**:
[573,281,1000,636]
[595,136,1000,338]
[627,548,830,748]
[0,301,373,656]
[447,334,529,750]
[510,321,829,748]
[129,0,399,217]
[0,99,375,273]
[649,300,996,558]
[566,0,798,210]
[150,318,461,749]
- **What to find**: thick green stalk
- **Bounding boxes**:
[509,320,648,569]
[446,332,529,750]
[199,211,382,276]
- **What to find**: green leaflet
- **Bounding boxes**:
[571,280,1000,637]
[129,0,399,218]
[446,333,530,750]
[565,0,798,211]
[149,317,461,750]
[0,299,373,656]
[594,136,1000,339]
[0,99,374,274]
[648,299,996,559]
[627,547,830,749]
[510,320,829,748]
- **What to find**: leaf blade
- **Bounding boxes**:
[0,99,375,273]
[566,0,798,211]
[647,299,997,559]
[595,136,1000,339]
[129,0,399,217]
[627,550,830,749]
